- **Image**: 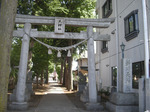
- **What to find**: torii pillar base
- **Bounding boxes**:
[85,103,104,111]
[8,102,28,111]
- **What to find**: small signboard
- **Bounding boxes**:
[55,18,65,34]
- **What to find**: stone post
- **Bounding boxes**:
[87,26,97,103]
[146,79,150,111]
[139,78,145,112]
[16,23,31,102]
[121,58,132,93]
[86,26,103,110]
[9,23,31,110]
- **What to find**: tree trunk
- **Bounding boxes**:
[67,40,73,91]
[41,71,44,86]
[63,58,67,86]
[0,1,17,111]
[60,60,64,84]
[68,55,73,91]
[36,75,39,89]
[65,58,68,89]
[45,66,49,84]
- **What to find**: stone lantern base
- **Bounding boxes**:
[106,92,138,112]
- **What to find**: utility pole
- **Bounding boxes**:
[142,0,149,79]
[142,0,150,111]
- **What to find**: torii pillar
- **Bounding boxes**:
[86,26,103,110]
[9,23,31,110]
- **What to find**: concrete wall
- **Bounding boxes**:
[96,0,149,91]
[96,0,117,90]
[78,58,88,66]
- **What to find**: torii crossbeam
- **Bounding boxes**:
[15,14,115,28]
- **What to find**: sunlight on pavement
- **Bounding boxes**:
[45,82,74,94]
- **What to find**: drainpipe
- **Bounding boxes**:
[142,0,149,79]
[115,0,119,92]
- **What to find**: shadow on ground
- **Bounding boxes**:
[66,92,86,110]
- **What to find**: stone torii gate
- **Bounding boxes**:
[11,14,114,110]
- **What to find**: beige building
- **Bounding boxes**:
[96,0,150,92]
[96,1,150,111]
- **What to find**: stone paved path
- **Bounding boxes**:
[7,82,109,112]
[35,82,84,112]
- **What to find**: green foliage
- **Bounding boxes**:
[10,37,21,68]
[32,0,96,18]
[98,87,110,102]
[17,0,33,14]
[56,64,61,80]
[98,87,110,96]
[48,62,55,73]
[9,37,21,87]
[32,39,49,74]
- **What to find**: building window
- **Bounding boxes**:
[124,10,139,41]
[132,61,144,89]
[112,66,117,86]
[101,41,108,53]
[102,0,112,18]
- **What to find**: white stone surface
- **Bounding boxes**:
[16,23,31,102]
[106,92,139,112]
[55,18,65,34]
[146,79,150,111]
[15,14,114,28]
[122,58,132,93]
[139,78,145,112]
[13,30,110,41]
[87,26,97,103]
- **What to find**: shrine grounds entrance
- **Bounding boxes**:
[9,14,114,110]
